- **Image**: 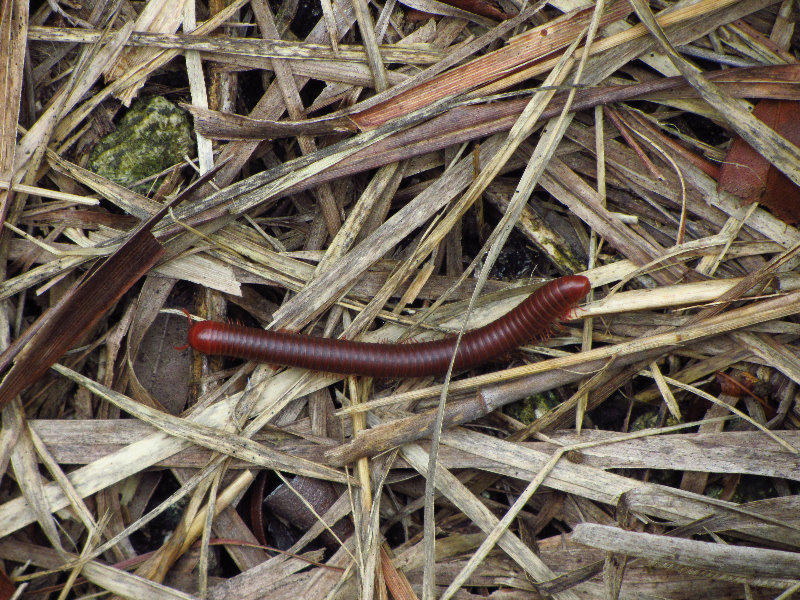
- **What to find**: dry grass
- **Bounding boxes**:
[1,0,800,599]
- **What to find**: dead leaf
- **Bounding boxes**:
[0,565,14,600]
[0,163,224,409]
[437,0,513,21]
[719,99,800,224]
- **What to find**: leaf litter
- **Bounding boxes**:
[2,1,800,599]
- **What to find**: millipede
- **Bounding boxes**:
[184,275,591,378]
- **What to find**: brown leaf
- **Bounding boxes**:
[351,0,633,130]
[0,566,14,600]
[718,99,800,224]
[0,164,225,408]
[436,0,513,21]
[0,230,165,408]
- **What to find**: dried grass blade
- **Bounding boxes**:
[0,540,200,600]
[429,5,607,593]
[47,151,162,219]
[103,0,188,103]
[351,0,388,92]
[733,331,800,390]
[381,545,418,600]
[419,31,584,600]
[628,0,800,190]
[0,160,224,406]
[7,400,64,556]
[16,21,135,179]
[30,28,443,63]
[326,288,800,465]
[351,0,632,129]
[649,361,682,421]
[573,523,800,584]
[345,0,546,121]
[182,0,213,175]
[442,428,800,540]
[533,429,800,480]
[404,0,496,25]
[184,104,356,140]
[401,443,580,600]
[654,375,797,455]
[476,0,768,97]
[0,0,28,227]
[51,364,350,483]
[0,229,164,407]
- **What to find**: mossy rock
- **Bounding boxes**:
[630,410,680,432]
[88,97,194,194]
[505,391,561,424]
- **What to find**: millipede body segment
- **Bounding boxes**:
[186,275,590,377]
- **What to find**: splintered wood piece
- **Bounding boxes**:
[719,99,800,224]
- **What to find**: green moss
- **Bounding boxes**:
[505,391,561,424]
[88,97,194,194]
[630,410,680,431]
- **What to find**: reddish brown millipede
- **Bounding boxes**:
[184,275,590,377]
